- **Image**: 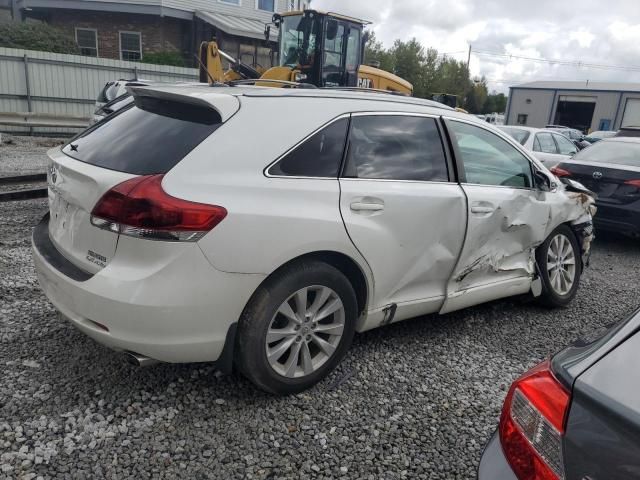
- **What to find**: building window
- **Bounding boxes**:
[119,31,142,61]
[517,114,528,125]
[75,28,98,57]
[219,0,241,5]
[256,0,275,11]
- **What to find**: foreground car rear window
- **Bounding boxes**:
[63,96,222,175]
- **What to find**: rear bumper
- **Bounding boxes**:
[32,214,265,364]
[478,431,517,480]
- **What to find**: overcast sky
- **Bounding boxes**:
[312,0,640,93]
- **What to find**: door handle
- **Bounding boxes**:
[470,205,494,214]
[350,201,385,212]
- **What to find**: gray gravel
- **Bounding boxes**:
[1,137,639,479]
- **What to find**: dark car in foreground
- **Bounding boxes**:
[479,307,640,480]
[550,137,640,237]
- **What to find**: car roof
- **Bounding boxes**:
[500,126,564,135]
[131,82,456,112]
[598,137,640,145]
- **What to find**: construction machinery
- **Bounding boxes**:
[198,9,413,95]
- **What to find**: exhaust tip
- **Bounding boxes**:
[123,351,159,367]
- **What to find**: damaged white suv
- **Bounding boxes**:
[33,85,595,394]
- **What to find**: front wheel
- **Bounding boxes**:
[236,261,357,395]
[536,224,582,307]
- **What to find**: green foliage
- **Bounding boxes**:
[363,33,509,112]
[483,92,508,114]
[140,51,186,67]
[0,22,79,54]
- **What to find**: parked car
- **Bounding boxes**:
[546,126,590,150]
[499,126,578,166]
[478,307,640,480]
[583,130,617,143]
[33,85,595,394]
[615,126,640,138]
[95,78,149,110]
[91,93,134,125]
[550,137,640,237]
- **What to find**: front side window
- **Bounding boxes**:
[345,27,361,74]
[279,14,318,67]
[534,133,558,154]
[76,28,98,57]
[343,116,449,182]
[323,20,344,69]
[256,0,274,11]
[268,118,348,177]
[448,120,533,188]
[553,134,578,155]
[120,32,141,61]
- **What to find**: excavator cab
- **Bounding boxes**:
[270,10,365,88]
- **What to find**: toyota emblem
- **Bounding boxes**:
[592,171,603,180]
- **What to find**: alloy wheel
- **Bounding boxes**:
[265,285,345,378]
[546,233,576,296]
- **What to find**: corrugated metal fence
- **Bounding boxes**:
[0,46,199,135]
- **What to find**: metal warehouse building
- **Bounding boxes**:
[505,81,640,133]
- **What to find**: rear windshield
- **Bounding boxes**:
[573,141,640,167]
[64,96,222,175]
[499,127,530,145]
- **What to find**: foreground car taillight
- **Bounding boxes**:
[550,166,570,177]
[499,360,570,480]
[91,174,227,242]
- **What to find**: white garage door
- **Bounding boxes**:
[622,98,640,127]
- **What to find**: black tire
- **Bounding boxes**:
[536,224,582,307]
[236,261,357,395]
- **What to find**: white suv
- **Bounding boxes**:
[33,85,595,394]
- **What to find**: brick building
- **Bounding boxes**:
[5,0,307,67]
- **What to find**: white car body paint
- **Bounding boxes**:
[499,126,577,167]
[33,85,595,364]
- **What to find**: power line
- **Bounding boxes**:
[472,49,640,73]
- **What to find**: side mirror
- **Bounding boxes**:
[326,20,338,40]
[534,170,552,192]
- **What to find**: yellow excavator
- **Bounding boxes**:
[198,9,413,95]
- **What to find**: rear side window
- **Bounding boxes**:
[343,115,449,181]
[534,133,558,154]
[268,118,349,177]
[63,96,222,175]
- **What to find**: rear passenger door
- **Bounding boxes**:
[533,132,565,166]
[339,113,467,316]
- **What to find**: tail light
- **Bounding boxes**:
[499,360,570,480]
[550,166,570,177]
[90,174,227,242]
[624,179,640,188]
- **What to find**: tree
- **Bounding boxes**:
[0,22,79,54]
[464,77,488,113]
[363,31,394,73]
[390,38,427,97]
[483,92,508,113]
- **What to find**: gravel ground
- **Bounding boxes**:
[1,136,639,479]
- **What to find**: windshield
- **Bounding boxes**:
[499,127,530,146]
[279,14,318,67]
[573,141,640,167]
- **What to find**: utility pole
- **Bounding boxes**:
[466,45,472,72]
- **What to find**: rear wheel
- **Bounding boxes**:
[536,224,582,307]
[236,261,357,395]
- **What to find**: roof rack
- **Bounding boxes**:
[319,87,409,96]
[225,79,317,88]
